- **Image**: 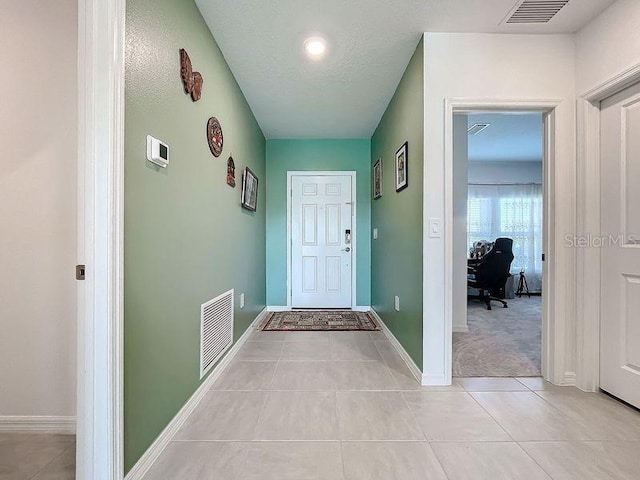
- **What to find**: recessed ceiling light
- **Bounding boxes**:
[304,36,327,60]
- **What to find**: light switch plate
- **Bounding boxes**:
[394,295,400,311]
[240,293,245,309]
[373,228,378,239]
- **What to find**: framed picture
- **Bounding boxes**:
[373,158,383,199]
[395,141,408,192]
[241,167,259,211]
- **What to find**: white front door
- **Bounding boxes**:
[290,174,353,308]
[600,80,640,408]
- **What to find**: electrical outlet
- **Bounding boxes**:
[394,295,400,311]
[240,293,245,309]
[373,228,378,239]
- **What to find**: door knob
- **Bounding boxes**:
[342,247,351,252]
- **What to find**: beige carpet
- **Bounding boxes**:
[453,296,542,377]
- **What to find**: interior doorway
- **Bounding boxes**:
[287,171,356,309]
[452,112,545,378]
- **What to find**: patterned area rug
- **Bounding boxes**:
[262,311,379,331]
[453,296,542,377]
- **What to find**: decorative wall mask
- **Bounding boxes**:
[226,157,236,187]
[179,48,203,101]
[206,117,223,157]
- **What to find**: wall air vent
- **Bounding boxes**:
[468,123,490,136]
[200,289,234,378]
[504,0,570,24]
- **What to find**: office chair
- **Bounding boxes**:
[467,237,514,310]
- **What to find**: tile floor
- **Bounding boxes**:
[0,433,75,479]
[140,329,640,480]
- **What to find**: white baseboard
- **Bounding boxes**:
[266,305,289,312]
[124,308,268,480]
[353,306,371,312]
[453,325,469,333]
[422,373,448,386]
[267,305,372,312]
[0,416,76,434]
[369,309,422,384]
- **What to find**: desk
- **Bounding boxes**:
[468,258,481,274]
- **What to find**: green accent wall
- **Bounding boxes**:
[266,140,371,306]
[370,39,424,367]
[124,0,266,472]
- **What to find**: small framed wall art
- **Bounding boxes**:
[241,167,259,211]
[226,157,236,187]
[373,158,382,199]
[395,141,408,192]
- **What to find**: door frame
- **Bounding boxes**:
[286,171,357,310]
[77,0,125,477]
[443,99,561,384]
[576,62,640,392]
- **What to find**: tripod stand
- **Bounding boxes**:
[516,269,530,298]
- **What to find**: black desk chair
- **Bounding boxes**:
[468,237,514,310]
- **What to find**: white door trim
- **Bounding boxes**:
[77,0,125,478]
[286,171,357,310]
[576,62,640,392]
[442,98,562,385]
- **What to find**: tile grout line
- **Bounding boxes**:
[397,391,429,443]
[247,342,286,442]
[514,440,564,480]
[464,388,518,442]
[372,339,406,390]
[27,441,74,480]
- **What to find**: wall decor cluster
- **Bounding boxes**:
[206,117,223,157]
[395,141,408,192]
[373,158,383,199]
[179,49,203,101]
[226,157,236,187]
[241,167,259,211]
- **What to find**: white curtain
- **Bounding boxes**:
[467,184,543,292]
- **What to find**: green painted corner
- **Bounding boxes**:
[124,0,265,473]
[371,38,424,368]
[265,139,371,306]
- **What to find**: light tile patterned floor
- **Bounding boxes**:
[0,433,75,479]
[141,329,640,480]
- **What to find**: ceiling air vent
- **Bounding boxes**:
[468,123,490,136]
[504,0,570,24]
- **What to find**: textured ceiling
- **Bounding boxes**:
[467,113,543,162]
[195,0,615,139]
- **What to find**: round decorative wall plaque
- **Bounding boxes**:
[206,117,223,157]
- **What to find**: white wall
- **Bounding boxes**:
[423,33,576,384]
[468,161,542,185]
[0,0,77,418]
[576,0,640,95]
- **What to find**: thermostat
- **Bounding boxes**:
[146,135,169,168]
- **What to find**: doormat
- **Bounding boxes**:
[262,311,379,331]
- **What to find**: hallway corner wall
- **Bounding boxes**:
[265,139,371,307]
[422,32,576,384]
[124,0,266,472]
[370,38,424,368]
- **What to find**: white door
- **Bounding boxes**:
[291,175,353,308]
[600,80,640,408]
